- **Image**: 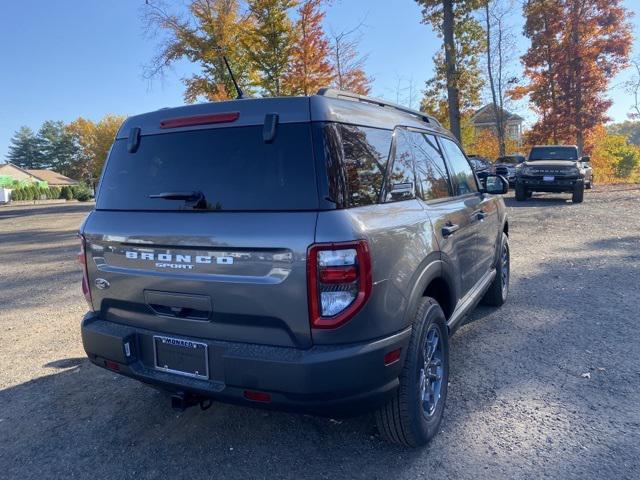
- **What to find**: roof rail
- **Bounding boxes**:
[316,88,441,127]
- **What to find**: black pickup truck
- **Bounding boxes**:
[515,145,593,203]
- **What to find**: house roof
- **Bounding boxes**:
[0,163,31,176]
[26,169,79,185]
[471,104,524,125]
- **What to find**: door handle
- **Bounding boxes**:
[442,223,460,238]
[476,210,487,221]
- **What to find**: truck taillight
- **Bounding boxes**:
[78,234,93,309]
[307,240,372,329]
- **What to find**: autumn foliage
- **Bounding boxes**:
[513,0,633,153]
[282,0,334,95]
[145,0,370,101]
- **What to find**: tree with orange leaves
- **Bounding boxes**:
[283,0,334,95]
[514,0,632,154]
[329,26,372,95]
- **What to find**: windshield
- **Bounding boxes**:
[97,124,318,211]
[497,156,520,165]
[529,147,578,161]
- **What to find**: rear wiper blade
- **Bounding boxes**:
[148,191,209,209]
[148,191,204,201]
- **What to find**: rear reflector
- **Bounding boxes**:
[243,390,271,403]
[104,360,120,371]
[160,112,240,129]
[384,348,402,366]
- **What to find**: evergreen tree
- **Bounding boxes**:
[37,120,77,175]
[6,126,43,169]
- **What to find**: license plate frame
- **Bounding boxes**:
[543,175,555,182]
[153,335,209,380]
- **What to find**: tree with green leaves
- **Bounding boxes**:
[244,0,298,96]
[37,120,77,175]
[144,0,257,102]
[6,126,43,169]
[416,0,485,141]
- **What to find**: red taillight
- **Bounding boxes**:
[159,112,240,129]
[319,266,358,283]
[307,240,372,329]
[243,390,272,403]
[78,234,93,309]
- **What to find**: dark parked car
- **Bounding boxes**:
[79,89,510,447]
[515,145,593,203]
[468,155,493,176]
[494,154,525,187]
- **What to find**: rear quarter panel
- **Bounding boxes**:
[313,200,438,344]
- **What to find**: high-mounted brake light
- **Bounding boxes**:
[159,112,240,129]
[307,240,372,329]
[78,234,93,309]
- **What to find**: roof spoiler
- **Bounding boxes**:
[316,88,441,127]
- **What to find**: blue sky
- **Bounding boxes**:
[0,0,638,160]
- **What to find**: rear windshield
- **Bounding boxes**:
[97,124,318,211]
[529,147,578,161]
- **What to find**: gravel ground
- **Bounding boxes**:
[1,187,639,480]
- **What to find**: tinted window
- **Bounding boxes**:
[339,125,393,206]
[529,146,578,161]
[410,132,451,201]
[385,129,416,202]
[439,137,478,196]
[97,124,318,211]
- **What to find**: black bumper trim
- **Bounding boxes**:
[81,313,412,415]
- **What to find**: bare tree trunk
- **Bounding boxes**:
[443,0,461,141]
[485,2,506,157]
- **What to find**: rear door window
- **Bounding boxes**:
[439,137,478,196]
[384,129,416,202]
[97,124,318,211]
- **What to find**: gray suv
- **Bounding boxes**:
[79,89,510,447]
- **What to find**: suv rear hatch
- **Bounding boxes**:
[82,104,318,348]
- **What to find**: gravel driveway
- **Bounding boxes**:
[1,188,639,480]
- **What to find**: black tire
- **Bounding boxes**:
[515,183,527,201]
[482,232,510,307]
[526,190,533,198]
[572,182,584,203]
[586,178,593,189]
[376,297,449,447]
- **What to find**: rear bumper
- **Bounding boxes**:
[81,312,411,416]
[517,177,582,192]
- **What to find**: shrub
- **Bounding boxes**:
[50,186,61,199]
[60,186,73,200]
[11,189,22,201]
[73,184,93,202]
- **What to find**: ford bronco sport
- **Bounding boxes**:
[79,89,510,447]
[515,145,593,203]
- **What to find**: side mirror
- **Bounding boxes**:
[581,155,590,162]
[482,174,509,195]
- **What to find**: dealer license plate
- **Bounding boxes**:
[154,336,209,379]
